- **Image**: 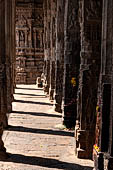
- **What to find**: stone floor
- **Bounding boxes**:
[0,85,94,170]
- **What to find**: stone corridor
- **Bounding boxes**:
[0,85,93,170]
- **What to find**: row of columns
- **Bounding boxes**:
[43,0,80,127]
[93,0,113,169]
[43,0,110,166]
[0,0,113,169]
[42,0,113,169]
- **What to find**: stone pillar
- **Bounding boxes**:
[49,0,56,101]
[0,0,8,129]
[43,0,51,94]
[0,0,11,160]
[5,0,15,115]
[75,0,102,159]
[62,0,80,127]
[54,0,65,113]
[93,0,113,169]
[11,0,16,101]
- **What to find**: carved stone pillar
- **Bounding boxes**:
[49,0,56,101]
[0,0,8,129]
[43,0,51,94]
[62,0,80,127]
[75,0,102,159]
[93,0,113,169]
[11,0,16,102]
[5,0,15,115]
[0,0,12,160]
[54,0,65,113]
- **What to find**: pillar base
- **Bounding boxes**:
[75,121,80,154]
[7,105,12,113]
[49,88,54,101]
[54,94,62,113]
[63,118,76,128]
[3,115,8,129]
[54,103,62,113]
[75,128,94,159]
[77,148,89,159]
[43,84,49,94]
[0,138,8,160]
[0,150,9,160]
[11,94,14,102]
[62,105,76,128]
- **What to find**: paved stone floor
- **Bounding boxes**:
[0,85,94,170]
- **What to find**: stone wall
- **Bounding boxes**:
[15,1,44,84]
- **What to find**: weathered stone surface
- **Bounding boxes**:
[54,0,64,113]
[75,0,102,159]
[1,85,94,170]
[0,0,16,159]
[93,0,113,169]
[15,1,44,84]
[49,0,56,101]
[0,0,113,168]
[43,0,51,94]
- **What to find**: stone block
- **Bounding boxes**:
[77,148,88,159]
[77,130,86,141]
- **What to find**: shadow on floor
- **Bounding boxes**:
[16,87,43,91]
[14,99,53,106]
[15,93,46,97]
[7,125,74,137]
[12,110,62,118]
[6,153,93,170]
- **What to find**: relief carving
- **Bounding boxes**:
[16,6,44,51]
[15,2,44,84]
[85,0,101,19]
[20,31,25,47]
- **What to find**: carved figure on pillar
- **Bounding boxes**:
[36,31,40,48]
[20,30,25,47]
[16,30,19,47]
